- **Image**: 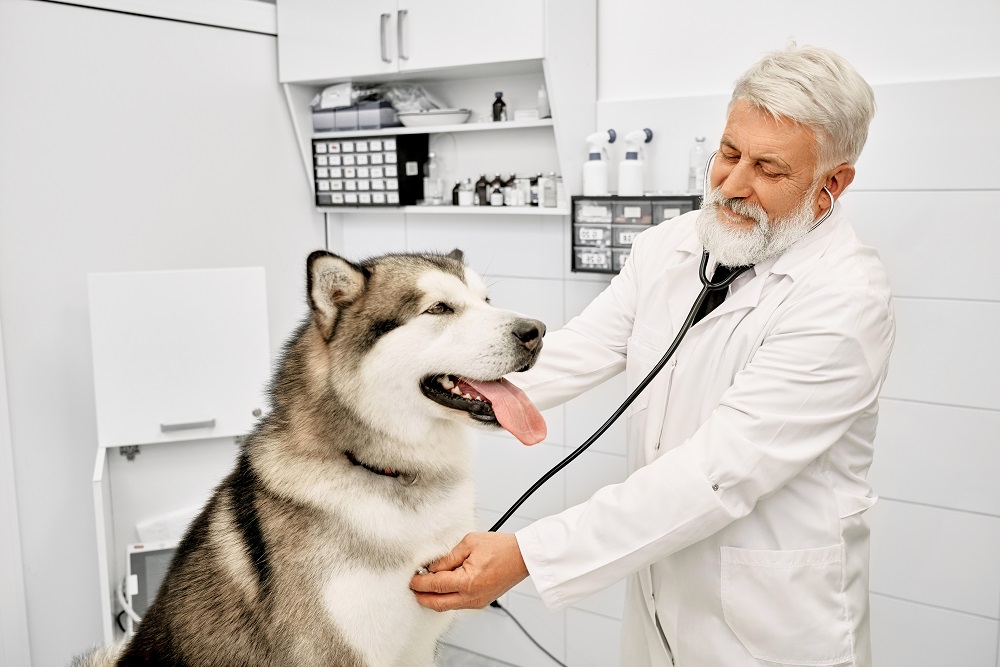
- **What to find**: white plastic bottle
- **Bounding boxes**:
[582,129,616,196]
[618,128,653,196]
[688,136,709,194]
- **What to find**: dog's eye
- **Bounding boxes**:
[425,302,453,315]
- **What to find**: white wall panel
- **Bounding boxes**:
[566,608,622,667]
[871,594,998,667]
[569,579,626,622]
[473,434,567,521]
[871,399,1000,516]
[869,500,1000,618]
[406,215,566,279]
[852,77,1000,192]
[844,191,1000,302]
[881,299,1000,410]
[564,276,614,321]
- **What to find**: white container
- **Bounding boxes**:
[618,154,644,196]
[688,136,709,194]
[583,156,609,196]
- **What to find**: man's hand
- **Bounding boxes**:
[410,532,528,611]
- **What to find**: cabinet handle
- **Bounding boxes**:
[160,418,216,432]
[397,9,408,61]
[380,13,391,63]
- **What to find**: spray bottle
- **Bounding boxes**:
[582,129,616,196]
[617,128,653,196]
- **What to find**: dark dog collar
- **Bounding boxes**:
[345,451,400,478]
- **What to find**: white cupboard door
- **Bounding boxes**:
[277,0,398,83]
[396,0,545,73]
[88,268,271,448]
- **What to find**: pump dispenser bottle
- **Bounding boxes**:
[582,129,616,196]
[617,128,653,196]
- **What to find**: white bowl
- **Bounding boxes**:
[397,109,472,127]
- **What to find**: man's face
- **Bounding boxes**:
[709,99,822,224]
[695,100,827,266]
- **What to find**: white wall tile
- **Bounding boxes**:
[869,499,1000,618]
[871,399,1000,516]
[566,609,623,667]
[843,191,1000,302]
[336,211,407,259]
[444,592,566,667]
[881,299,1000,411]
[564,450,628,511]
[852,77,1000,192]
[473,433,567,521]
[564,276,614,320]
[871,594,999,667]
[406,215,566,279]
[484,275,566,332]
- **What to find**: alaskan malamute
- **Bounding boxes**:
[76,249,546,667]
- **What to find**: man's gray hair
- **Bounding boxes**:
[730,44,876,172]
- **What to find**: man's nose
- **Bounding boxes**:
[717,160,755,200]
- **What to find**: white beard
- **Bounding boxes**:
[695,186,821,267]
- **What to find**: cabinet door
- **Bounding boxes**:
[88,268,271,448]
[278,0,398,83]
[396,0,545,73]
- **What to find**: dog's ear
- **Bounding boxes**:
[446,248,464,264]
[307,250,367,341]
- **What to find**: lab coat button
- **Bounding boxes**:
[712,483,720,491]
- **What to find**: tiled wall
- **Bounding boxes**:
[327,75,1000,667]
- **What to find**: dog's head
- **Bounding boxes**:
[305,249,546,446]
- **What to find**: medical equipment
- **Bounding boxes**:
[582,129,616,196]
[491,178,836,532]
[617,128,653,196]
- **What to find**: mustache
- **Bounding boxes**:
[703,187,769,225]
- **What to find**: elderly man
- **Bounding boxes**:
[412,45,895,667]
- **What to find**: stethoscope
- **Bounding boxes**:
[489,166,835,532]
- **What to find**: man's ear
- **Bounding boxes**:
[815,163,856,215]
[306,250,367,341]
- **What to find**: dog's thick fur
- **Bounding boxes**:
[75,249,544,667]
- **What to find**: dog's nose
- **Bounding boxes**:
[513,319,545,352]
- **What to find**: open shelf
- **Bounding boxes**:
[312,118,554,140]
[319,205,568,216]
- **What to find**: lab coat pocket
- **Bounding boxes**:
[721,544,853,666]
[624,333,666,416]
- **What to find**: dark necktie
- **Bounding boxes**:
[693,264,748,325]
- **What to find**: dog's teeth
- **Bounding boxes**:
[440,376,455,390]
[451,387,462,395]
[462,393,472,399]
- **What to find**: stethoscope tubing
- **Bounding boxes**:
[489,179,836,533]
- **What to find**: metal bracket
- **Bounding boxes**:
[119,445,141,461]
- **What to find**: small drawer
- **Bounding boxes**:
[612,224,646,248]
[573,223,612,247]
[573,247,613,273]
[574,200,614,223]
[613,200,653,225]
[613,248,631,272]
[653,200,695,222]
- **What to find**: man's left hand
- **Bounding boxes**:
[410,532,528,611]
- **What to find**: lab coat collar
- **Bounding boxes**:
[677,202,846,327]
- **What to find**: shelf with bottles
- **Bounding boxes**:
[313,118,554,140]
[323,205,569,216]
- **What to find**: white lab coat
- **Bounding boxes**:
[513,204,895,666]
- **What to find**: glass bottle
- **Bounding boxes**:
[451,181,461,206]
[423,152,443,204]
[502,173,517,207]
[458,178,475,206]
[529,173,541,207]
[688,136,709,194]
[492,92,507,122]
[542,171,557,207]
[475,174,489,206]
[488,173,504,206]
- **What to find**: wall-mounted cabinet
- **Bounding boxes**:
[277,0,596,216]
[277,0,544,84]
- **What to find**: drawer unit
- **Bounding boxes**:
[312,134,428,208]
[572,195,701,274]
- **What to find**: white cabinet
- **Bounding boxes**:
[277,1,397,83]
[88,267,271,448]
[277,0,545,84]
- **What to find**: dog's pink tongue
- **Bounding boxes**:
[465,378,546,445]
